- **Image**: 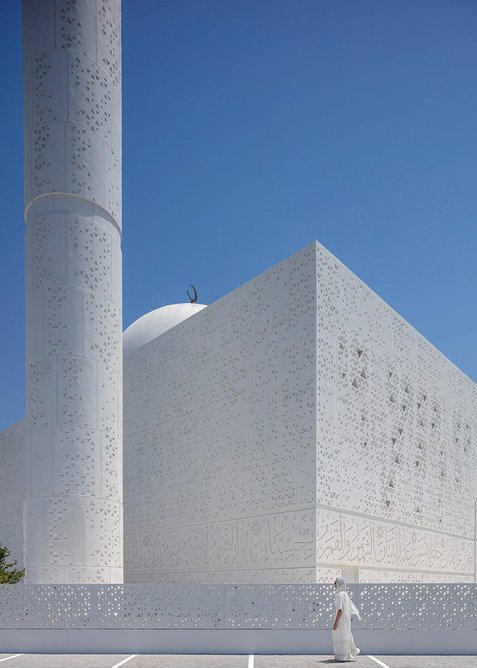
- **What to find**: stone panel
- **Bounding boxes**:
[53,426,101,497]
[46,496,84,566]
[84,498,122,567]
[66,215,113,298]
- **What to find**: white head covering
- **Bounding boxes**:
[334,577,362,621]
[335,576,346,592]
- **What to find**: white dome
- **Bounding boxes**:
[123,303,207,357]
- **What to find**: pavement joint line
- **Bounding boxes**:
[111,655,137,668]
[367,656,392,668]
[248,654,254,668]
[0,656,23,664]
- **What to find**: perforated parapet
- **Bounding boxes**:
[123,241,477,583]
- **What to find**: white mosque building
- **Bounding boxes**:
[0,0,476,586]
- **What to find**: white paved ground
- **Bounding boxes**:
[1,654,476,667]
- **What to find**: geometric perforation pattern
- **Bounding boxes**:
[315,241,477,579]
[0,584,476,631]
[23,0,123,583]
[124,241,476,583]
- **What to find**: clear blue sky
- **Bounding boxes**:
[1,0,476,429]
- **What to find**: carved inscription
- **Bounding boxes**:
[317,509,474,574]
[126,510,315,573]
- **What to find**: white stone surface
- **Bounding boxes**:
[1,242,476,583]
[1,0,473,593]
[22,0,123,583]
[123,242,477,583]
[24,0,122,226]
[2,584,477,654]
[123,303,207,357]
[314,241,477,581]
[0,583,476,631]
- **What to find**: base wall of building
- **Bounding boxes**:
[1,584,476,654]
[2,628,477,655]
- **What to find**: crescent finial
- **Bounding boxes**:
[187,284,198,303]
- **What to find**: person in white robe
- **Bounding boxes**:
[331,576,362,662]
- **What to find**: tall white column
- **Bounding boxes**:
[23,0,123,583]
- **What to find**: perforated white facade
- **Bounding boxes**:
[123,242,477,583]
[1,242,475,583]
[1,0,474,595]
[22,0,123,584]
[314,242,476,583]
[1,583,477,631]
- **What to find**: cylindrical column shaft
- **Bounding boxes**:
[23,0,123,584]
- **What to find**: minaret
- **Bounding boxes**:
[23,0,123,583]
